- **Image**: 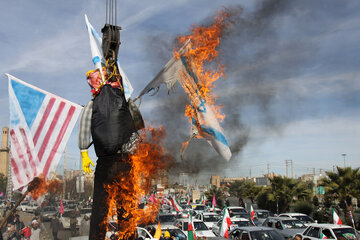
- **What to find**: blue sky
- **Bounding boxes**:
[0,0,359,183]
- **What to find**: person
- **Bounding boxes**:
[12,213,24,240]
[50,215,61,240]
[2,223,16,240]
[79,215,90,236]
[20,222,32,240]
[29,220,40,240]
[3,201,11,219]
[294,234,302,240]
[70,209,78,237]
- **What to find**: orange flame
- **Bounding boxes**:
[29,176,62,200]
[175,8,237,135]
[103,126,172,237]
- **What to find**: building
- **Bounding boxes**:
[0,127,9,177]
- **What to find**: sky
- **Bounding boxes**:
[0,0,359,184]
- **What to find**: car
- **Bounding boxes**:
[155,213,178,225]
[254,210,274,224]
[212,217,255,236]
[157,225,187,240]
[174,218,216,237]
[229,226,286,240]
[37,206,58,222]
[20,201,39,213]
[278,213,315,226]
[192,204,209,214]
[262,217,307,239]
[224,207,247,217]
[195,212,220,229]
[137,226,156,240]
[301,223,359,240]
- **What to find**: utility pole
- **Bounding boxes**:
[285,160,293,178]
[63,146,67,199]
[342,154,346,167]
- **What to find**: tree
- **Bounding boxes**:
[266,176,312,213]
[0,173,7,194]
[320,166,360,225]
[229,180,263,200]
[205,186,225,209]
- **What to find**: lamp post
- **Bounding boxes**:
[342,153,346,167]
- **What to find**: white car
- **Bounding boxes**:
[301,223,358,240]
[223,206,247,217]
[212,217,254,236]
[278,213,315,226]
[195,212,220,230]
[174,218,216,237]
[19,201,38,213]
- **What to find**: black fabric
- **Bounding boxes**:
[89,155,132,240]
[91,85,137,157]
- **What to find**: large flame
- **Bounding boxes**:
[28,176,62,200]
[175,8,236,138]
[103,126,171,238]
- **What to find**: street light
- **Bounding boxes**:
[342,154,346,167]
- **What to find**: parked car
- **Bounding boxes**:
[174,218,216,237]
[212,217,255,236]
[155,213,178,225]
[195,212,220,229]
[263,217,307,239]
[20,201,38,213]
[301,223,359,240]
[229,226,286,240]
[278,213,315,225]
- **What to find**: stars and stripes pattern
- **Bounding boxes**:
[8,74,82,190]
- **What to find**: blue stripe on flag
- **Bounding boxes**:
[200,125,229,147]
[92,56,100,64]
[9,95,20,125]
[192,116,229,147]
[180,56,199,84]
[11,80,45,128]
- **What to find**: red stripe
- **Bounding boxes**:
[43,106,76,177]
[19,128,37,176]
[11,157,22,185]
[33,98,56,146]
[37,101,65,162]
[10,130,26,185]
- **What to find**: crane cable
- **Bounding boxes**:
[106,0,117,25]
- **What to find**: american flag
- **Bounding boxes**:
[7,74,82,190]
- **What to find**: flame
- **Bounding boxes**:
[175,8,236,137]
[29,176,62,200]
[103,126,171,237]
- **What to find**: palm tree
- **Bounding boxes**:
[267,176,312,213]
[320,167,360,225]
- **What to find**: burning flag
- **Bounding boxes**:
[135,9,234,161]
[7,74,82,190]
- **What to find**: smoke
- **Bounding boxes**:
[140,0,352,182]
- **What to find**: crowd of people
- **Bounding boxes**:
[1,201,41,240]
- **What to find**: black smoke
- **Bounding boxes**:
[140,0,358,182]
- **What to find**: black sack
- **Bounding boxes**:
[91,85,137,157]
